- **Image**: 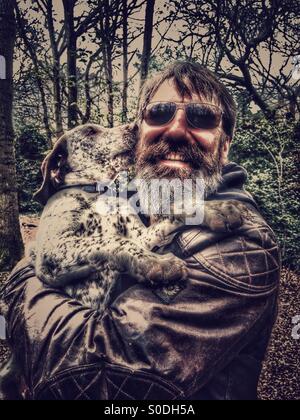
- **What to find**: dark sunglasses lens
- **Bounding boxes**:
[187,104,221,129]
[145,103,176,126]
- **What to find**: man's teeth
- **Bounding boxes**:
[164,153,187,162]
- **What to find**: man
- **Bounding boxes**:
[0,61,280,400]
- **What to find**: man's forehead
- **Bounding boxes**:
[150,79,220,106]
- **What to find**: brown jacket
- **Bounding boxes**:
[0,163,280,400]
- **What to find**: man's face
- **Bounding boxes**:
[136,79,230,195]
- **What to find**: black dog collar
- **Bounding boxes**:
[58,182,114,195]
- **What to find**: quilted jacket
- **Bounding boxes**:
[0,163,280,400]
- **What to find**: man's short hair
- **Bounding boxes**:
[137,61,237,140]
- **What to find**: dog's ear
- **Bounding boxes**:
[34,134,69,206]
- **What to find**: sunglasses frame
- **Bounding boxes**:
[144,101,224,130]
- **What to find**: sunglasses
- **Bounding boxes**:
[144,101,223,130]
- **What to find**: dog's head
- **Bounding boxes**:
[34,123,138,205]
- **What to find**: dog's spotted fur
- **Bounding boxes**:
[31,124,190,311]
[31,123,246,312]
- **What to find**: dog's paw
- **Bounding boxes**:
[203,200,248,233]
[140,254,188,287]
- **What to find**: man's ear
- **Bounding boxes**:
[221,136,230,165]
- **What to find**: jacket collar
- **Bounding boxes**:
[208,162,257,209]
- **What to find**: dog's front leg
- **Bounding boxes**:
[34,234,106,287]
[99,236,188,287]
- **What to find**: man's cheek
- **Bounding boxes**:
[140,124,164,144]
[194,132,220,153]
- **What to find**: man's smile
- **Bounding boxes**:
[158,153,192,169]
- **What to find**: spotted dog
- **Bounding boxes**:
[30,124,245,312]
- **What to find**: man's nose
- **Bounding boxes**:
[163,109,191,141]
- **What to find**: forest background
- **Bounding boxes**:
[0,0,299,400]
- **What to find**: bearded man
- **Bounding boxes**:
[0,61,280,400]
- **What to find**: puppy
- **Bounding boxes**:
[30,123,245,312]
[30,124,188,311]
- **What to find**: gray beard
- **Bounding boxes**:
[135,165,223,217]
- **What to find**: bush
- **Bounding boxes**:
[15,126,49,214]
[230,117,300,271]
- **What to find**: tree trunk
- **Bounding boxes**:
[63,0,78,129]
[101,0,114,128]
[122,0,128,123]
[46,0,63,138]
[103,0,114,127]
[287,96,296,121]
[0,0,24,270]
[36,70,53,146]
[83,47,102,124]
[139,0,155,92]
[83,59,93,124]
[103,44,114,128]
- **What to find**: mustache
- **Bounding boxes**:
[136,137,218,174]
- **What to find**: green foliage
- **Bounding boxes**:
[0,248,10,271]
[15,126,49,214]
[231,117,300,271]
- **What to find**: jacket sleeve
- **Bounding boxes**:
[0,212,280,400]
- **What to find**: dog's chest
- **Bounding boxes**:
[81,195,146,240]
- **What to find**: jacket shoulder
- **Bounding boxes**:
[177,209,280,297]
